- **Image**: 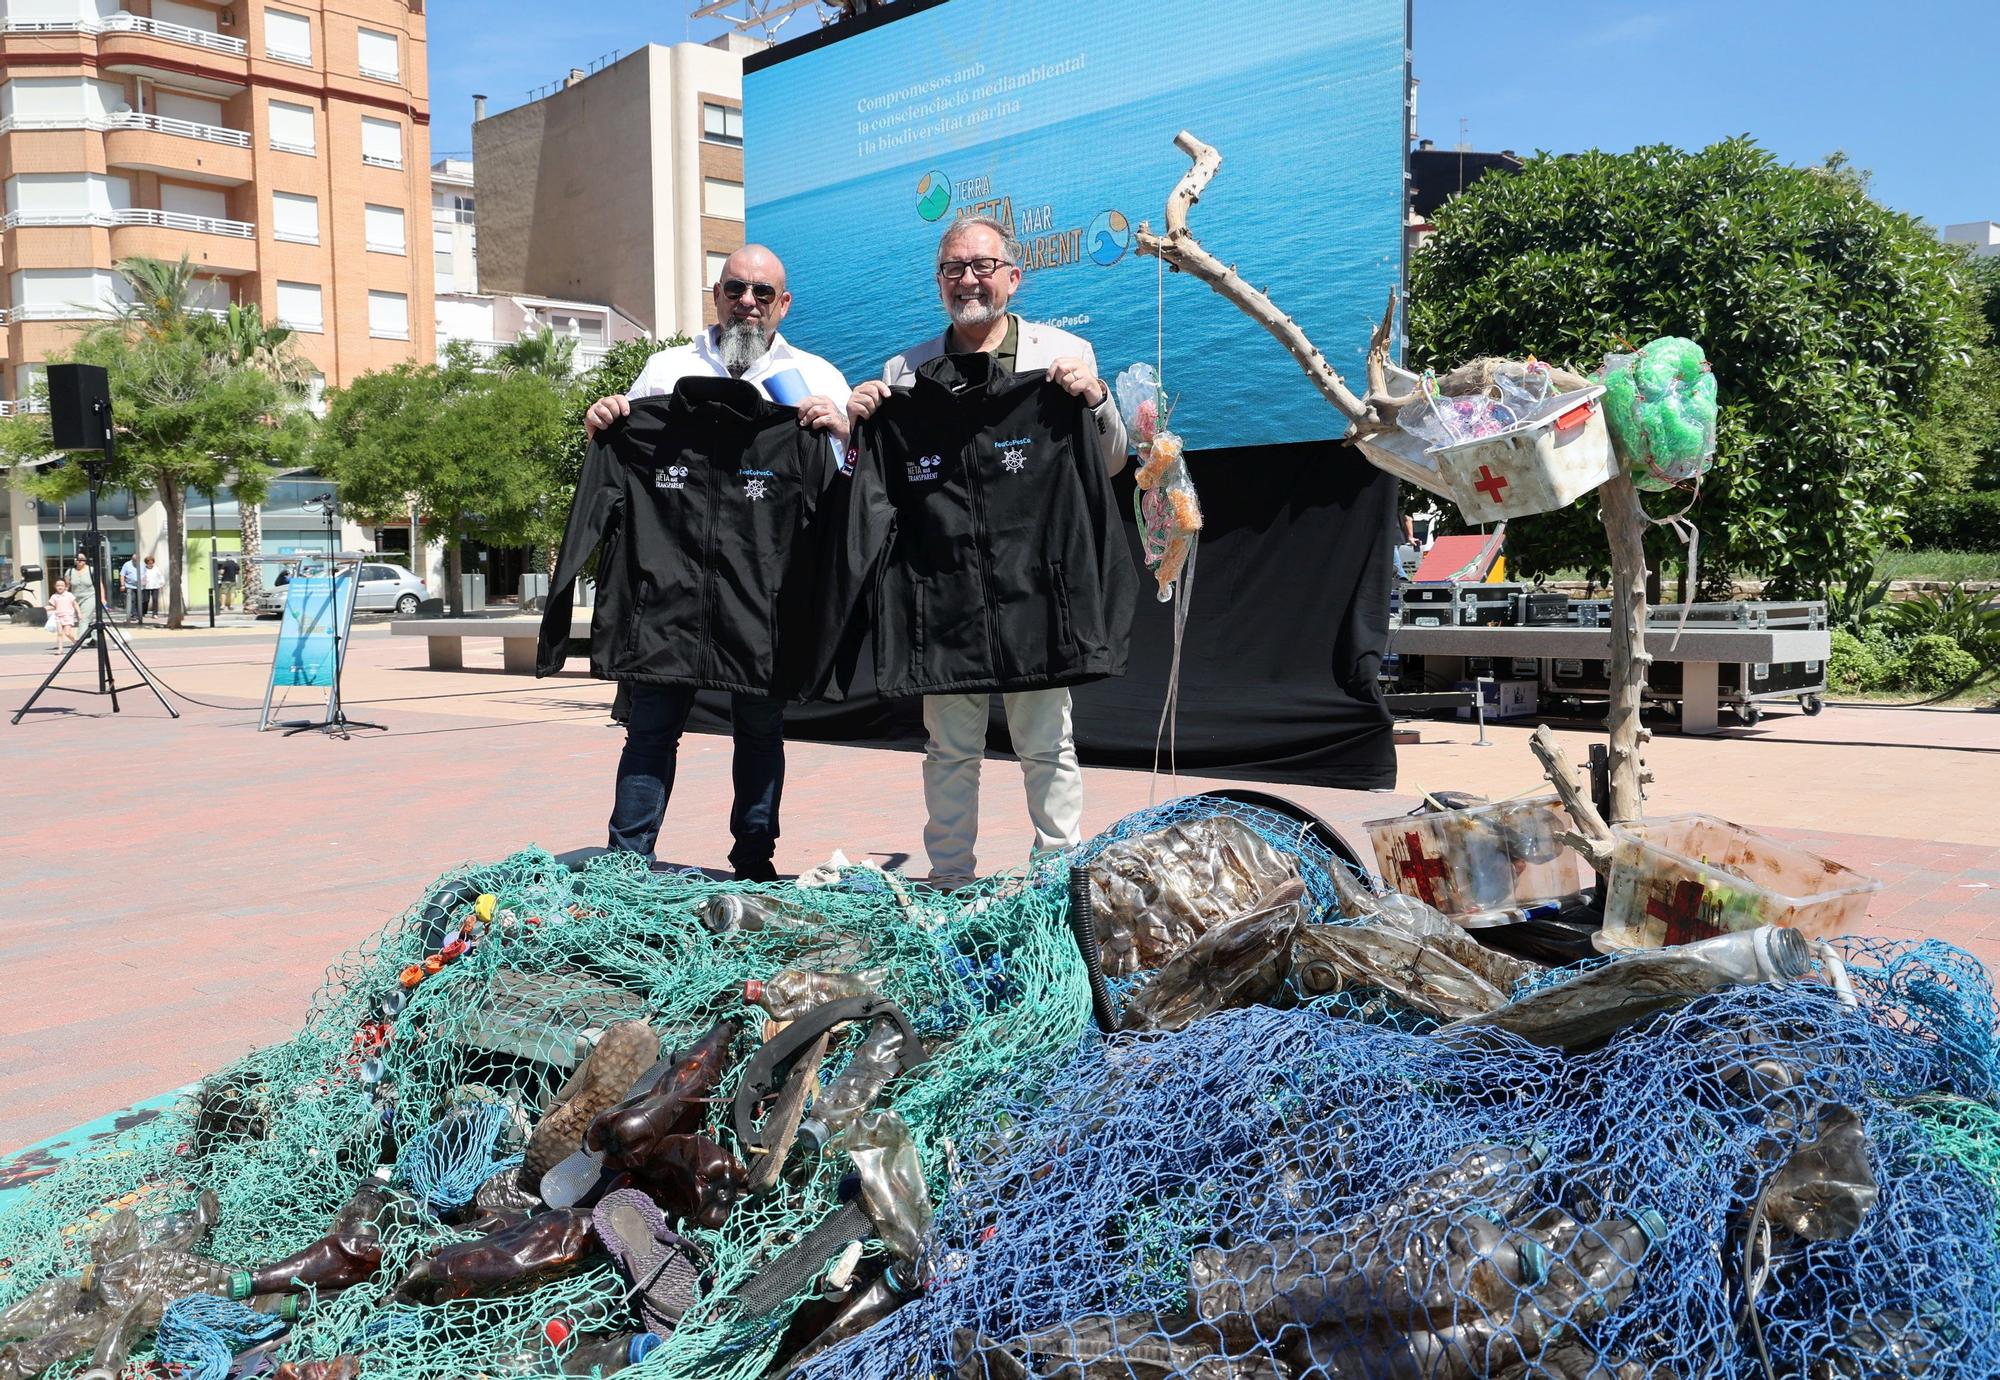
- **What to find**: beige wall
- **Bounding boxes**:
[472,40,746,340]
[0,0,432,392]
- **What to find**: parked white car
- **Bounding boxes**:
[279,561,429,614]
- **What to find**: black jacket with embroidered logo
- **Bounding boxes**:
[827,351,1138,697]
[535,378,843,696]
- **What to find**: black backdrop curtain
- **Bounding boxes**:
[686,438,1398,790]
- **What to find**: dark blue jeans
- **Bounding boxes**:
[607,682,785,871]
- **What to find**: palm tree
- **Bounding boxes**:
[493,325,577,380]
[207,303,316,401]
[115,253,203,335]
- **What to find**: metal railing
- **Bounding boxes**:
[366,239,406,255]
[102,13,247,54]
[358,62,399,82]
[0,398,51,416]
[0,112,249,145]
[265,45,313,66]
[0,302,116,321]
[0,307,9,326]
[271,137,315,156]
[113,207,256,238]
[432,207,476,225]
[361,153,404,170]
[106,110,251,147]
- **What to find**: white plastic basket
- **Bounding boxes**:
[1432,385,1616,523]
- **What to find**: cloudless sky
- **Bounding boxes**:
[429,0,1998,229]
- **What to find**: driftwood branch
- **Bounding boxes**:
[1596,474,1654,823]
[1528,726,1616,873]
[1136,131,1409,437]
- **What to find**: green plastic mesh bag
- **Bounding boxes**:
[1597,336,1718,491]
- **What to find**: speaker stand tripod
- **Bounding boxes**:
[12,446,177,724]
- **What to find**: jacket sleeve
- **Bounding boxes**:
[1079,339,1130,478]
[800,410,896,700]
[536,431,623,677]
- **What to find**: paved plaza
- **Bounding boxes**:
[1,618,1996,1154]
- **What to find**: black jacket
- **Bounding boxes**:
[829,352,1138,697]
[536,378,843,696]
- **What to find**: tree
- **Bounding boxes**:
[1409,138,1986,596]
[317,358,568,614]
[14,326,303,628]
[116,253,205,334]
[493,325,578,380]
[528,336,675,565]
[200,301,319,597]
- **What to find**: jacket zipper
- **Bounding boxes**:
[964,420,1001,676]
[699,429,718,678]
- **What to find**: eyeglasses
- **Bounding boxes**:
[719,278,778,304]
[937,257,1014,281]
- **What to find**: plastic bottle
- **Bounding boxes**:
[627,1133,748,1230]
[1118,879,1307,1033]
[396,1207,599,1302]
[1525,1210,1664,1330]
[242,1185,405,1296]
[797,1020,909,1156]
[586,1019,739,1170]
[1190,1211,1548,1342]
[1446,926,1814,1052]
[559,1331,663,1376]
[698,892,818,935]
[744,970,883,1022]
[838,1111,933,1267]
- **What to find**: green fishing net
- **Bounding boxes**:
[0,849,1093,1380]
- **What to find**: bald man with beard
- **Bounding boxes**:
[582,244,852,880]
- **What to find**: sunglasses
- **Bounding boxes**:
[719,278,778,304]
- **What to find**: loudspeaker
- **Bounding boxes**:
[45,363,112,452]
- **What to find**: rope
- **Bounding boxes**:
[394,1103,523,1213]
[155,1294,287,1380]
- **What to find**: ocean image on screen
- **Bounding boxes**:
[746,0,1405,453]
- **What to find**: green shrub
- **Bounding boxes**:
[1905,491,2000,551]
[1901,633,1982,694]
[1827,628,1884,693]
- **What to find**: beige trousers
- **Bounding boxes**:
[921,687,1084,878]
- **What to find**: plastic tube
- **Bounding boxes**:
[1067,865,1120,1033]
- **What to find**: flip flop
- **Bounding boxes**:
[592,1188,699,1337]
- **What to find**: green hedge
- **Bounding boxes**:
[1906,490,2000,551]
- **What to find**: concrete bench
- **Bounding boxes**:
[389,614,581,673]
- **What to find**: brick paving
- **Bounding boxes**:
[1,620,1996,1153]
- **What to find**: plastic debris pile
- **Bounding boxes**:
[2,797,1997,1380]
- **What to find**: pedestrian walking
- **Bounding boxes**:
[217,554,241,610]
[67,551,98,627]
[141,555,163,618]
[119,553,142,623]
[46,578,80,653]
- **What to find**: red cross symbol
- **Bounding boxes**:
[1646,879,1715,944]
[1473,465,1510,503]
[1398,831,1451,908]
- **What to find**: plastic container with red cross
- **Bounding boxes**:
[1598,814,1880,951]
[1433,384,1616,524]
[1363,797,1589,929]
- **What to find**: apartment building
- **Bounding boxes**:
[0,0,434,414]
[472,36,758,340]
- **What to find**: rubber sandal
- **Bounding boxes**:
[592,1187,699,1337]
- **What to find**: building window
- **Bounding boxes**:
[705,251,729,287]
[272,190,319,245]
[268,100,315,155]
[360,116,402,169]
[368,290,409,340]
[356,27,399,81]
[364,203,405,254]
[702,177,744,220]
[276,280,322,332]
[702,102,743,146]
[264,8,312,64]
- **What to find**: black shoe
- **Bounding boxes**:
[732,859,778,884]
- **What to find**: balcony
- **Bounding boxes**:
[0,398,50,417]
[104,112,253,185]
[109,207,257,273]
[99,15,250,96]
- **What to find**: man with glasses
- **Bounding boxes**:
[846,215,1129,887]
[580,243,851,881]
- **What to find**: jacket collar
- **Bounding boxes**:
[912,347,1017,400]
[666,374,771,421]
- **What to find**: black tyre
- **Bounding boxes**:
[1801,694,1824,716]
[1736,701,1763,726]
[395,593,420,614]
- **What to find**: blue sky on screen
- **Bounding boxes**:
[430,0,1996,229]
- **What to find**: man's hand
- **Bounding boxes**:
[796,394,851,443]
[847,380,891,426]
[584,394,630,438]
[1047,357,1107,408]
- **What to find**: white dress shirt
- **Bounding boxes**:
[626,326,851,410]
